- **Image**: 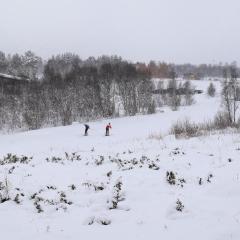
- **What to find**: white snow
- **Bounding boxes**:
[0,79,239,240]
[0,72,28,81]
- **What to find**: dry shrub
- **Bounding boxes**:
[213,112,232,129]
[170,112,240,138]
[170,119,199,138]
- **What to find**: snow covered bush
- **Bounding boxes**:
[84,216,111,226]
[166,171,186,187]
[109,178,124,209]
[176,199,184,212]
[207,82,216,97]
[166,171,176,185]
[95,155,105,165]
[0,178,10,203]
[46,156,63,163]
[96,216,111,225]
[64,152,81,161]
[69,184,76,190]
[82,181,105,192]
[46,152,81,164]
[13,193,21,204]
[0,153,32,165]
[34,197,44,213]
[148,162,160,170]
[30,187,74,213]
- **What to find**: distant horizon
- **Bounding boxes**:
[1,49,239,67]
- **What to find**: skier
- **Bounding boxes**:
[84,124,90,136]
[105,123,112,136]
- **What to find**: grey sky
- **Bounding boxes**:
[0,0,240,64]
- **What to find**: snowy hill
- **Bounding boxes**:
[0,79,240,240]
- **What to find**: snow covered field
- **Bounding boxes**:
[0,79,240,240]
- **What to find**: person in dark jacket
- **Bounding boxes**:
[105,123,112,136]
[84,124,90,136]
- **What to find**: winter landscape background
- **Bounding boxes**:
[1,74,240,240]
[1,0,240,239]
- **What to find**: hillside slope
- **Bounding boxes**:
[0,80,239,240]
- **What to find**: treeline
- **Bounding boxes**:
[0,49,239,132]
[42,54,153,119]
[0,53,154,132]
[146,61,240,79]
[1,50,239,81]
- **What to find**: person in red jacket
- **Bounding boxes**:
[105,123,112,136]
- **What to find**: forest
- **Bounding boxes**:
[0,50,239,132]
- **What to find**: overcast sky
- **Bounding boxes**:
[0,0,240,64]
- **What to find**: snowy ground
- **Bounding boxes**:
[0,79,240,240]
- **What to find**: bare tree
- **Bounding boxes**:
[182,80,195,105]
[207,82,216,97]
[222,67,240,124]
[167,78,181,111]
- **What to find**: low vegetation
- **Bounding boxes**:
[170,111,240,138]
